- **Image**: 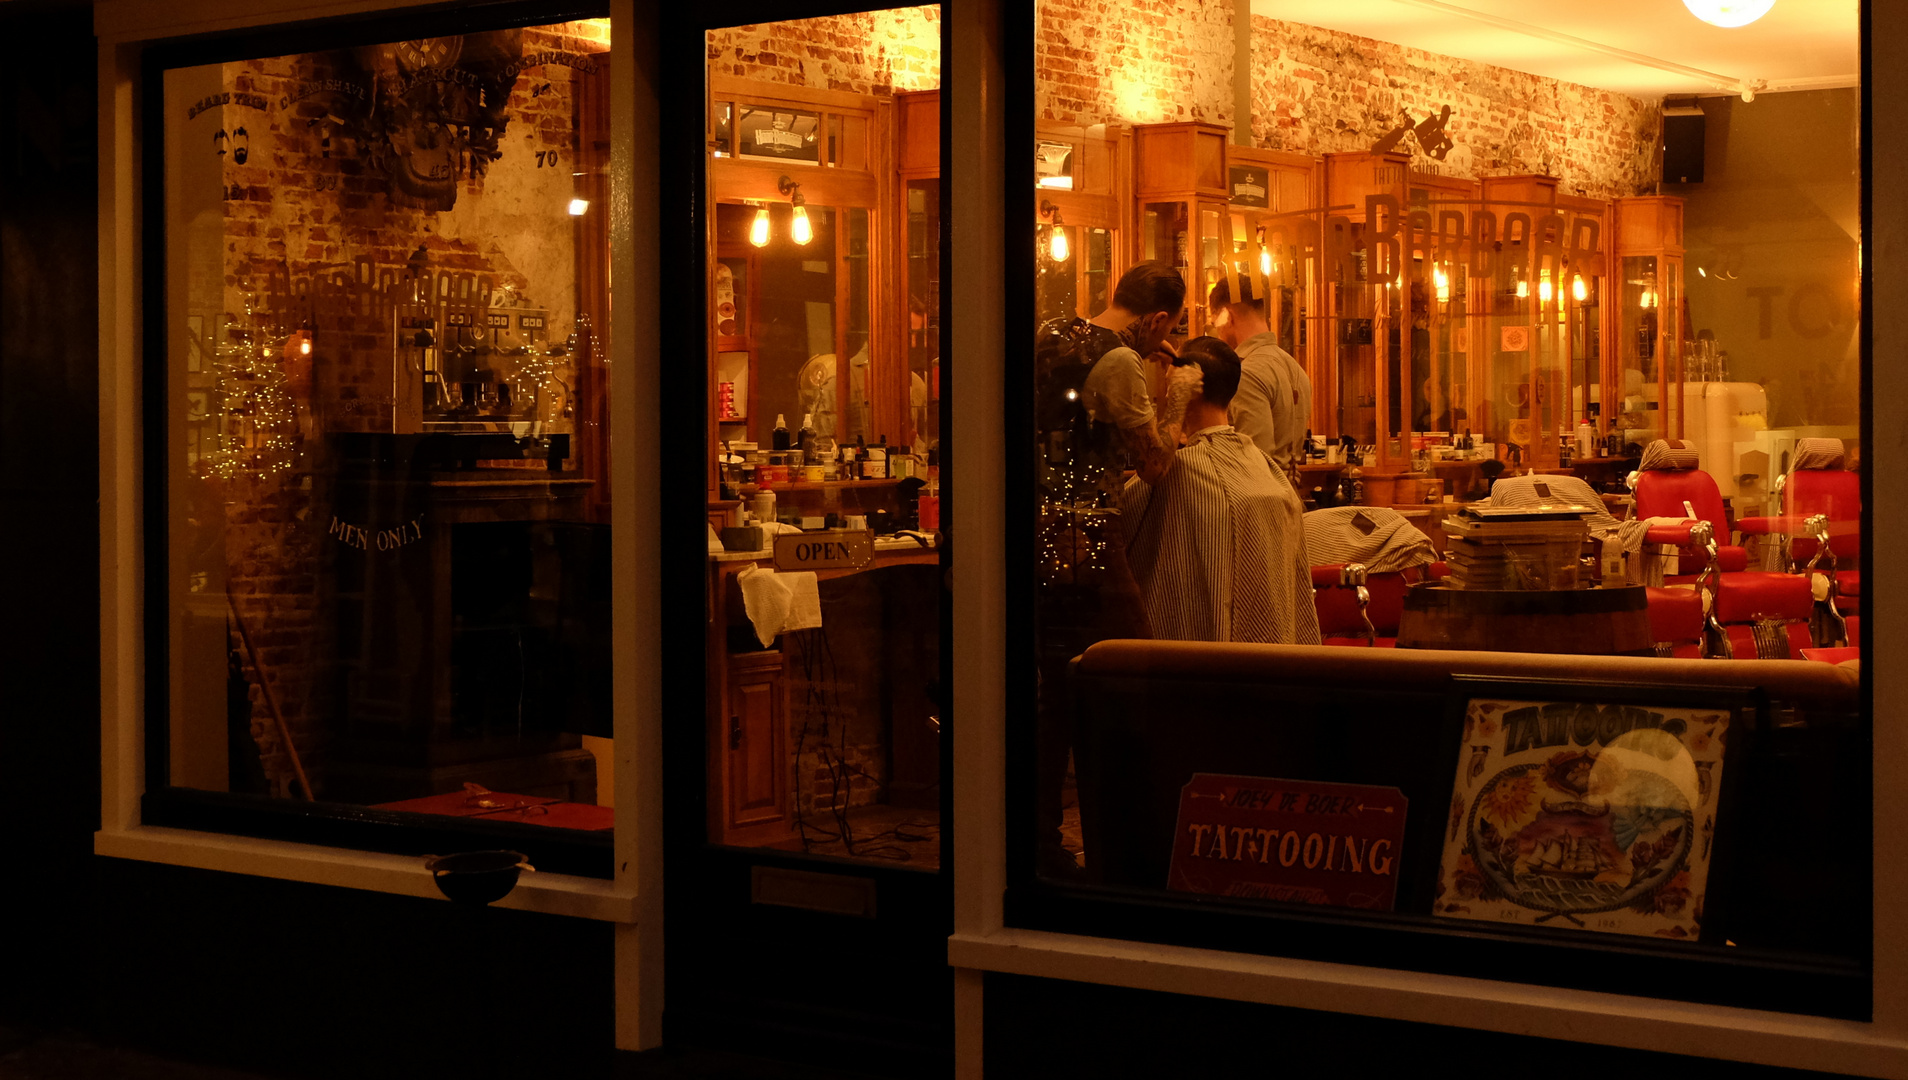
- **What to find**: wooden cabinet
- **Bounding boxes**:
[712,648,794,846]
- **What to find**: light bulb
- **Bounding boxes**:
[1049,225,1070,262]
[1539,271,1554,304]
[299,338,312,356]
[1681,0,1775,28]
[1433,266,1450,304]
[567,197,590,216]
[1516,279,1529,300]
[749,206,770,247]
[1260,249,1272,278]
[1572,275,1588,302]
[790,204,813,245]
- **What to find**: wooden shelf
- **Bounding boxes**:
[737,479,903,493]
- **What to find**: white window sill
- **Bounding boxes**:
[949,928,1908,1077]
[96,825,638,923]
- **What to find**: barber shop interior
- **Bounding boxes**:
[9,0,1892,1076]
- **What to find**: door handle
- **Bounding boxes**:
[730,715,742,749]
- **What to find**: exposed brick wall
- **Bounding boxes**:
[1249,16,1660,200]
[1035,0,1233,126]
[199,23,609,795]
[707,6,940,95]
[1030,0,1660,199]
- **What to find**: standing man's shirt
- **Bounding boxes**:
[1228,332,1311,468]
[1079,344,1156,433]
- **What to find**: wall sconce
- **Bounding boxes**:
[1040,199,1069,262]
[778,175,812,246]
[1571,274,1588,303]
[1256,226,1272,280]
[1538,268,1554,304]
[1433,265,1451,305]
[749,204,771,248]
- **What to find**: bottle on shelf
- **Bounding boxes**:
[798,413,816,455]
[772,413,791,451]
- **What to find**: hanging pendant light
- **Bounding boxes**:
[749,205,770,248]
[1682,0,1776,28]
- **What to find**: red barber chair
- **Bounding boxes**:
[1633,439,1816,658]
[1736,438,1859,647]
[1310,562,1444,647]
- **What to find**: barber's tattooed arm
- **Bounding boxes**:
[1124,423,1174,485]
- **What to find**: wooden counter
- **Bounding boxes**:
[705,535,940,846]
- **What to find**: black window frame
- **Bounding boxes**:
[999,0,1876,1020]
[139,0,617,879]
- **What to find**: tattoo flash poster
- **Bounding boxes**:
[1435,698,1728,941]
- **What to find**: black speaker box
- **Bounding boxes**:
[1665,109,1705,184]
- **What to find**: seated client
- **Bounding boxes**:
[1122,336,1321,645]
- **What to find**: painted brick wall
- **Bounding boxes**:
[1035,0,1233,126]
[707,6,940,95]
[1250,16,1660,200]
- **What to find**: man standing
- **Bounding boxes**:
[1032,260,1185,877]
[1123,336,1320,645]
[1208,276,1311,471]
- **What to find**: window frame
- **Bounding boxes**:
[136,0,618,879]
[996,1,1876,1021]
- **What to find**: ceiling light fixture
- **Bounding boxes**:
[1681,0,1777,29]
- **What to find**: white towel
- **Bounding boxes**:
[736,565,824,647]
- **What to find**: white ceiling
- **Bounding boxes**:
[1251,0,1858,100]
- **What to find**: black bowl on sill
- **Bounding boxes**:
[424,850,534,906]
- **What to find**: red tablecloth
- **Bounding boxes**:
[374,791,614,831]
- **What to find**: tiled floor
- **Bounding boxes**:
[766,803,942,868]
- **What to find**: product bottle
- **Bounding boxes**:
[798,413,816,455]
[772,414,791,451]
[1577,418,1594,461]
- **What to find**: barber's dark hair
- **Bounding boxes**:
[1206,274,1265,314]
[1111,260,1187,317]
[1180,335,1243,409]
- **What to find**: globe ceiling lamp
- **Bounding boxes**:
[1681,0,1776,28]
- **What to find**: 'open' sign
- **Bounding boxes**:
[773,530,874,572]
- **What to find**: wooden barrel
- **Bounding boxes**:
[1397,582,1653,655]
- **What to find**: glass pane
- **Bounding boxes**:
[704,9,942,868]
[162,21,615,828]
[1026,2,1865,1011]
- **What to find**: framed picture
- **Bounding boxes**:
[1434,677,1752,942]
[735,105,821,165]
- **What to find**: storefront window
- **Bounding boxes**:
[155,17,617,858]
[1019,5,1866,1016]
[703,7,943,867]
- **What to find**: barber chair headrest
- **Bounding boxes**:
[1792,438,1846,472]
[1638,439,1701,472]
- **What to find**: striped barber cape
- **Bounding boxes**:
[1121,426,1321,645]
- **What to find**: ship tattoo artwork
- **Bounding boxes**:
[1436,699,1728,940]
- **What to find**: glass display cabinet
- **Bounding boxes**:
[1614,196,1687,451]
[1221,145,1322,422]
[1322,151,1415,475]
[1034,121,1130,328]
[1134,122,1230,340]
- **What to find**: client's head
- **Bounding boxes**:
[1178,335,1243,431]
